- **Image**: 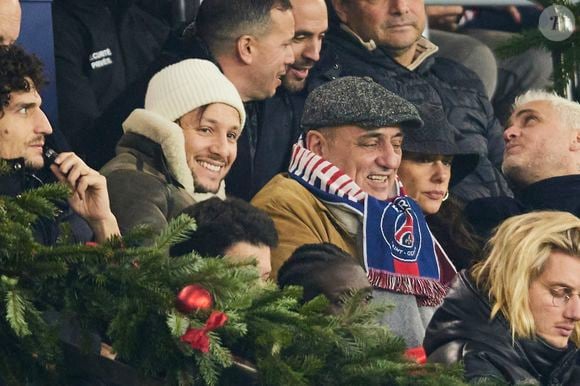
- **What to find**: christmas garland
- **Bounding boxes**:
[0,163,466,385]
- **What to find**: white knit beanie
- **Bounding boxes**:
[145,59,246,128]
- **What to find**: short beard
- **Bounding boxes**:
[24,156,44,170]
[502,163,533,190]
[193,179,219,194]
[282,76,306,94]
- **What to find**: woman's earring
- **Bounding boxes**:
[442,191,449,201]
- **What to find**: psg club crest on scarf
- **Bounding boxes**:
[389,197,418,251]
[288,141,455,305]
[365,195,440,280]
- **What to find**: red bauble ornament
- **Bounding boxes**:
[176,284,213,313]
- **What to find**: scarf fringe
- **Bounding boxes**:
[368,269,448,307]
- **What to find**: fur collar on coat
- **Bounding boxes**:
[122,109,226,201]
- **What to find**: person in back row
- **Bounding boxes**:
[52,0,172,165]
[0,0,20,45]
[100,59,245,234]
[466,90,580,240]
[308,0,511,201]
[226,0,328,200]
[252,77,456,348]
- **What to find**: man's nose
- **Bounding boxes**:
[35,109,53,135]
[377,145,401,170]
[503,125,519,143]
[285,44,295,65]
[303,39,322,63]
[389,0,410,14]
[564,294,580,322]
[209,135,229,158]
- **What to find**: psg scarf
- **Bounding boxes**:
[288,142,456,306]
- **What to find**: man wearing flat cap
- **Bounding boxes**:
[252,77,457,348]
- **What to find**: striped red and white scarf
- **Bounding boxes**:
[288,141,456,306]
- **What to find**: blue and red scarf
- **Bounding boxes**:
[288,142,456,306]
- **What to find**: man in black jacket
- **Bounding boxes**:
[424,211,580,384]
[0,44,120,245]
[226,0,328,200]
[52,0,173,167]
[308,0,511,202]
[466,90,580,239]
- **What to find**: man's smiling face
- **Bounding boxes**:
[282,0,328,93]
[310,125,403,200]
[180,103,241,193]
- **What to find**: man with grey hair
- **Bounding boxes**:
[466,90,580,239]
[253,76,457,349]
[308,0,511,202]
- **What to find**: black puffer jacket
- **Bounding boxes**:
[424,271,580,385]
[308,26,512,201]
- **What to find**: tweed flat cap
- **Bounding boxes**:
[301,76,423,131]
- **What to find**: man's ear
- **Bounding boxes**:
[306,130,327,156]
[236,35,255,65]
[331,0,349,24]
[571,129,580,151]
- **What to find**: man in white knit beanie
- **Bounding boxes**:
[101,59,246,235]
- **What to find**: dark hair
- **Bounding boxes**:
[427,196,484,270]
[0,44,45,117]
[277,243,358,290]
[193,0,292,56]
[170,197,278,257]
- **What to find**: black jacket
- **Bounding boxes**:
[465,174,580,240]
[53,0,171,168]
[226,90,305,201]
[308,26,511,202]
[424,271,580,385]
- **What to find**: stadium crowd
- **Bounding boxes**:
[1,0,579,383]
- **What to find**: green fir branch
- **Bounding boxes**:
[154,214,197,250]
[5,288,31,337]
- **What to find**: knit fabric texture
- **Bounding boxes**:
[145,59,246,127]
[301,76,423,131]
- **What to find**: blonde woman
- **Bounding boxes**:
[424,211,580,384]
